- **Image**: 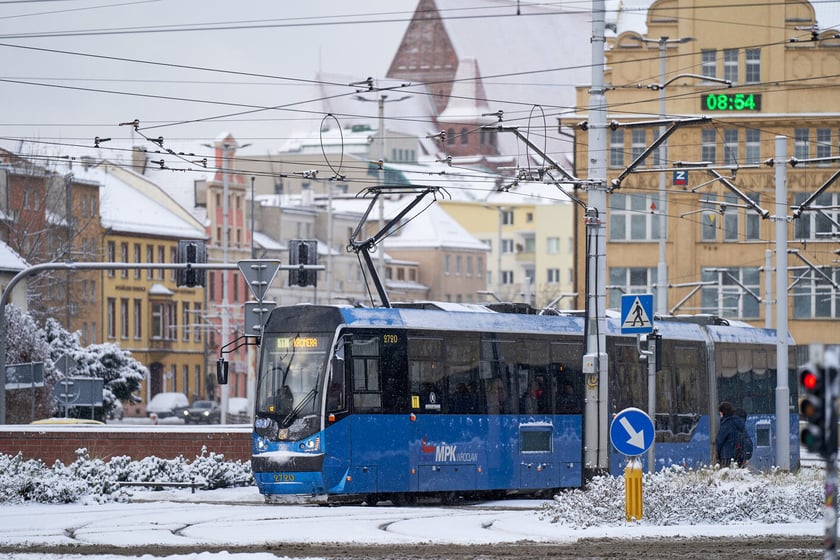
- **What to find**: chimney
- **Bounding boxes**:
[132,147,149,174]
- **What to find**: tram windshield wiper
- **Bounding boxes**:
[281,387,318,427]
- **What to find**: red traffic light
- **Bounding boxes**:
[802,369,819,391]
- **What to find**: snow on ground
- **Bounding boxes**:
[0,451,827,560]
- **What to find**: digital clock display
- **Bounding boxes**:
[701,93,762,111]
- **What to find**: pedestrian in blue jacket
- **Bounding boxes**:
[716,401,746,467]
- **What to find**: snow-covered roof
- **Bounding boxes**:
[384,203,488,251]
[65,162,206,239]
[0,241,27,272]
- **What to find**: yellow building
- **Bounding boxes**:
[440,190,577,309]
[83,162,208,408]
[564,0,840,345]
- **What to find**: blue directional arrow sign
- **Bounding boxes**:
[620,293,654,335]
[610,407,655,456]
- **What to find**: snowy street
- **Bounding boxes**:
[0,485,824,560]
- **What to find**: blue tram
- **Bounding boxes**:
[247,302,799,504]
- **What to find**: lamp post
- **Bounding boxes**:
[354,93,410,287]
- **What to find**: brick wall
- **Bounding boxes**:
[0,426,252,464]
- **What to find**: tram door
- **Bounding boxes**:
[340,331,411,495]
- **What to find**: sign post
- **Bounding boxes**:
[610,407,655,521]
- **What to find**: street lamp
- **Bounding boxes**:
[354,93,410,283]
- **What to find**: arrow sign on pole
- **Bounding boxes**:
[610,407,655,456]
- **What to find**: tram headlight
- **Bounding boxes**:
[254,416,279,440]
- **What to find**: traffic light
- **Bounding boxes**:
[288,239,318,287]
[800,363,833,458]
[177,240,206,287]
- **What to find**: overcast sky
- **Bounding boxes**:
[0,0,420,157]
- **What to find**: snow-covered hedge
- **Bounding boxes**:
[0,447,253,504]
[541,464,824,527]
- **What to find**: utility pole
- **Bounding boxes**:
[220,140,232,423]
[354,92,409,294]
[584,0,610,473]
[774,135,790,470]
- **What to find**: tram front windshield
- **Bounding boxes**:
[256,333,330,429]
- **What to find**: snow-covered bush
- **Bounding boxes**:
[541,464,824,527]
[0,448,253,504]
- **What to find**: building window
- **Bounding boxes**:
[723,193,739,242]
[152,303,163,338]
[501,270,514,285]
[609,193,661,241]
[745,129,761,164]
[134,299,142,338]
[477,257,483,278]
[460,128,468,144]
[817,128,832,166]
[120,243,129,278]
[723,48,739,83]
[745,48,761,83]
[134,243,141,279]
[746,193,761,241]
[107,298,116,338]
[794,191,840,240]
[502,210,514,225]
[608,267,655,309]
[182,302,191,341]
[702,267,760,319]
[157,246,165,280]
[466,256,473,276]
[701,195,718,242]
[147,245,154,279]
[120,298,129,338]
[193,303,202,342]
[609,128,625,168]
[107,241,115,277]
[456,255,462,275]
[701,129,717,164]
[546,237,561,254]
[547,268,560,284]
[793,267,840,319]
[444,255,451,275]
[631,129,646,166]
[447,128,455,145]
[501,239,514,253]
[795,128,810,165]
[701,49,717,80]
[723,129,739,165]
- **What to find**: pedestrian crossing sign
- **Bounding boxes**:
[620,293,654,334]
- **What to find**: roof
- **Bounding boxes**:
[383,203,489,251]
[66,161,206,239]
[0,241,28,273]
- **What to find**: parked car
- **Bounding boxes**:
[145,392,189,418]
[176,400,221,424]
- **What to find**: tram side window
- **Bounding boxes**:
[327,362,346,413]
[552,342,584,414]
[408,337,444,413]
[352,337,381,412]
[517,340,551,414]
[717,346,774,415]
[445,334,480,414]
[656,342,705,442]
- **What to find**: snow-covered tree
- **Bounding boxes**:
[2,304,56,422]
[44,317,146,419]
[3,306,146,422]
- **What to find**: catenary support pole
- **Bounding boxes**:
[584,0,610,473]
[774,135,790,470]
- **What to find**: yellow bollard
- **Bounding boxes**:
[624,457,643,521]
